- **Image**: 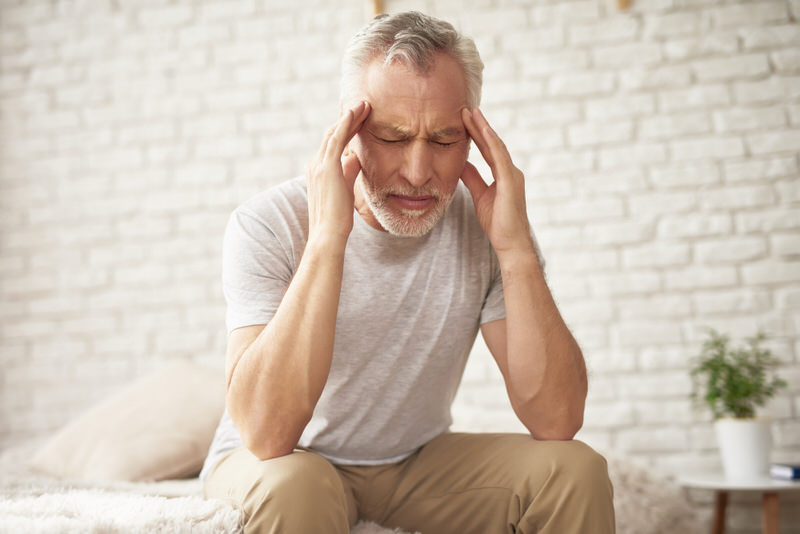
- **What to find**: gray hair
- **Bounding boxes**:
[340,11,484,109]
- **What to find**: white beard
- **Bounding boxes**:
[357,174,454,237]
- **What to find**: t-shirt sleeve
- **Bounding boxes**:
[222,206,294,334]
[479,224,547,325]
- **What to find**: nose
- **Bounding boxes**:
[401,140,434,188]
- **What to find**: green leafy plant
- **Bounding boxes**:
[690,328,787,419]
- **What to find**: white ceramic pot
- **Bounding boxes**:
[714,418,773,480]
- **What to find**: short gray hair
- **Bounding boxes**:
[340,11,484,108]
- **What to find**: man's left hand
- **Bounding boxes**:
[461,108,535,259]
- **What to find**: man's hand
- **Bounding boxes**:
[460,108,534,259]
[306,101,371,246]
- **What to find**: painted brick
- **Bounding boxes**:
[650,162,720,188]
[663,33,738,60]
[519,50,589,77]
[734,76,800,105]
[771,49,800,73]
[659,84,731,112]
[619,65,692,91]
[695,236,768,264]
[583,220,654,245]
[693,54,770,83]
[747,129,800,155]
[700,185,776,210]
[584,94,655,120]
[546,249,619,274]
[790,104,800,126]
[671,136,745,161]
[583,402,636,428]
[742,261,800,285]
[739,25,800,50]
[772,233,800,257]
[709,2,790,28]
[517,102,581,126]
[567,120,633,147]
[628,191,698,217]
[593,42,662,69]
[776,179,800,204]
[616,372,692,398]
[713,106,786,133]
[617,295,692,319]
[657,213,732,239]
[632,400,694,425]
[622,243,691,268]
[529,150,594,175]
[639,112,712,140]
[546,72,615,97]
[638,346,691,371]
[138,5,194,28]
[737,209,800,233]
[588,272,662,296]
[599,142,667,169]
[502,27,564,50]
[724,156,798,182]
[575,169,648,194]
[531,2,601,24]
[664,266,738,290]
[569,18,639,46]
[695,287,775,316]
[549,197,625,223]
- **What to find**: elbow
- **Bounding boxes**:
[227,396,311,461]
[528,411,584,441]
[243,434,296,461]
[514,392,585,441]
[238,421,306,461]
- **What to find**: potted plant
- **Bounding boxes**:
[689,328,787,480]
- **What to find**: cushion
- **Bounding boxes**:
[29,360,225,483]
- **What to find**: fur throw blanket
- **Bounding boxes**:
[0,441,702,534]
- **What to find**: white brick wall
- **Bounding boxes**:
[1,0,799,531]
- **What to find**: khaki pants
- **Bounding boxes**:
[203,433,615,534]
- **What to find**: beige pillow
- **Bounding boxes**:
[29,360,226,483]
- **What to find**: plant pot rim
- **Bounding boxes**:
[714,416,773,423]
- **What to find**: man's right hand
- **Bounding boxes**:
[305,101,371,246]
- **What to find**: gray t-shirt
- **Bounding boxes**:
[200,176,544,479]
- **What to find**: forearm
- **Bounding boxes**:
[499,250,587,440]
[227,237,346,458]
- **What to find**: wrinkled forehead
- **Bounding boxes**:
[360,54,469,134]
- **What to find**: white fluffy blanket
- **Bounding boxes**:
[0,441,702,534]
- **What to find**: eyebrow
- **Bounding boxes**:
[370,122,465,141]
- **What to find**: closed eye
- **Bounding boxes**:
[433,141,458,147]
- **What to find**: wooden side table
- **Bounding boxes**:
[679,474,800,534]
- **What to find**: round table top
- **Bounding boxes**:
[679,473,800,491]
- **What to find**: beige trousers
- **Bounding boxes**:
[203,433,615,534]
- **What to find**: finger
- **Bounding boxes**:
[462,108,495,169]
[326,102,367,160]
[473,109,516,176]
[315,123,337,163]
[343,101,371,150]
[460,161,490,201]
[341,152,362,191]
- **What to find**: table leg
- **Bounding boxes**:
[762,492,779,534]
[712,491,727,534]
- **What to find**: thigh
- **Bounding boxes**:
[367,433,614,534]
[204,447,357,534]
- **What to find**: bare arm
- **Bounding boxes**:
[461,108,587,440]
[225,102,371,460]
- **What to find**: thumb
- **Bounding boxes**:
[341,152,362,191]
[461,161,488,203]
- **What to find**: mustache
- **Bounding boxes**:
[375,186,442,199]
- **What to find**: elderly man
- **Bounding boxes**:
[200,11,614,534]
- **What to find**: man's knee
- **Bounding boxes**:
[540,440,613,495]
[244,451,351,533]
